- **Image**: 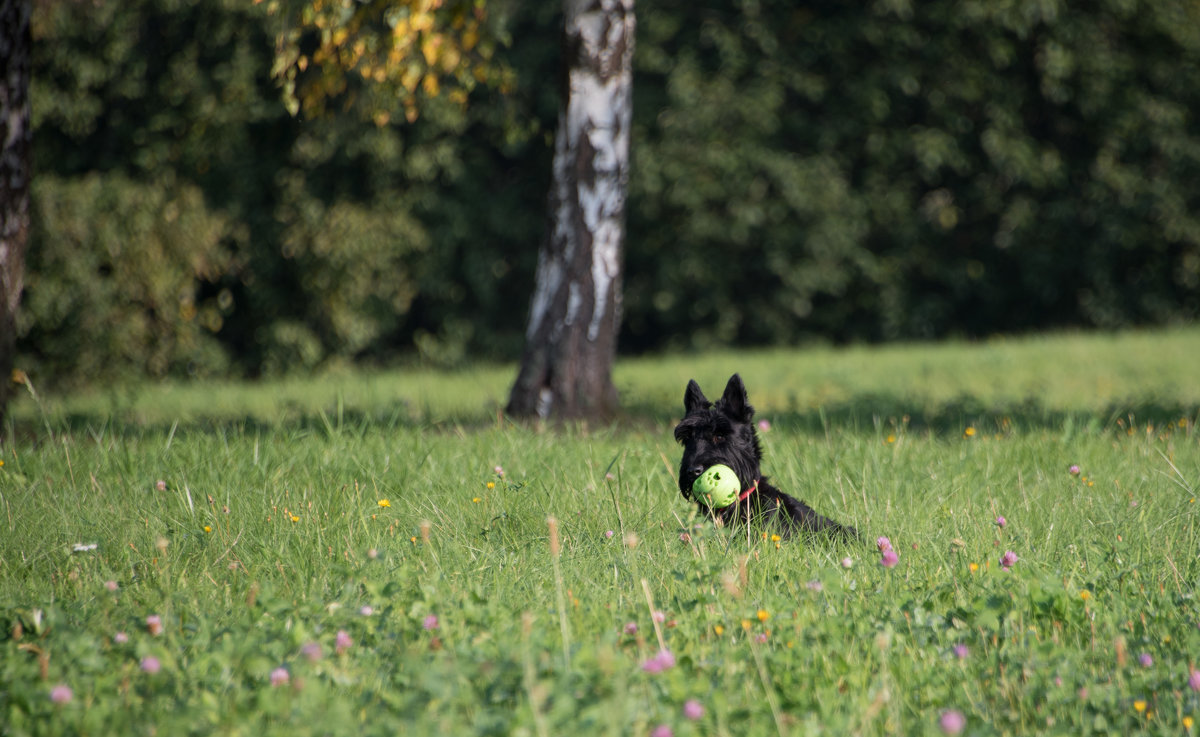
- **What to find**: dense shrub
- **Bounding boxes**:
[624,0,1200,348]
[23,175,233,384]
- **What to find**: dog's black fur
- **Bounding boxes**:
[674,374,857,540]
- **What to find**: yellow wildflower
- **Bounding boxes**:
[757,609,770,622]
[964,426,976,437]
[1134,700,1146,713]
[969,562,979,573]
[472,497,482,503]
[290,515,299,523]
[1183,715,1193,729]
[378,499,391,508]
[1079,590,1091,601]
[486,481,495,490]
[203,525,212,533]
[713,625,724,636]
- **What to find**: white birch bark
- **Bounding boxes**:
[508,0,635,420]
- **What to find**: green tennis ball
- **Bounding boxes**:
[692,464,741,508]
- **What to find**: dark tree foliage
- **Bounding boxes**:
[26,0,549,384]
[21,0,1200,388]
[624,0,1200,349]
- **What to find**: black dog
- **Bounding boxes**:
[674,374,857,540]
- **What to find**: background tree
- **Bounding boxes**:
[19,0,1200,400]
[267,0,506,124]
[269,0,634,421]
[0,0,31,426]
[505,0,634,420]
[25,0,543,386]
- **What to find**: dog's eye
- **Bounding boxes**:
[712,434,724,444]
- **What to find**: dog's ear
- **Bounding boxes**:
[683,379,711,413]
[719,374,754,421]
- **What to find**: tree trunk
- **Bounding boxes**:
[506,0,635,421]
[0,0,32,428]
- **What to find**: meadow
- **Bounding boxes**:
[2,328,1199,736]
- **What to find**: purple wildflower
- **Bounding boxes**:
[1000,550,1018,570]
[642,649,676,673]
[105,580,119,592]
[360,605,374,617]
[146,615,163,636]
[876,536,893,552]
[683,699,704,720]
[641,657,665,674]
[1189,668,1200,692]
[953,643,969,659]
[939,710,966,735]
[423,614,439,630]
[1069,465,1081,476]
[300,642,323,662]
[49,685,73,704]
[651,725,673,737]
[605,530,614,539]
[270,667,290,687]
[1138,653,1153,668]
[335,629,353,655]
[113,632,129,644]
[995,516,1007,528]
[623,622,638,635]
[757,419,771,432]
[880,549,899,568]
[140,656,161,674]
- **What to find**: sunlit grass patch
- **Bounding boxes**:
[2,328,1199,735]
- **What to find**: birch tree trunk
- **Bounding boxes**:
[0,0,31,427]
[506,0,634,421]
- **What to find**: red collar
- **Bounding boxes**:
[722,479,758,507]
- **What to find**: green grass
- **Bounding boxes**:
[2,328,1199,736]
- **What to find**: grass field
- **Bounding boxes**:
[2,328,1199,736]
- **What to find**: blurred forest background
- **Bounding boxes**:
[22,0,1200,390]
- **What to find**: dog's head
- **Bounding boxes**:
[673,374,763,504]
